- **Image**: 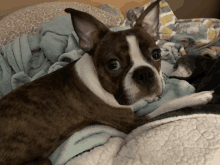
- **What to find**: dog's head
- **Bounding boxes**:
[169,55,215,88]
[65,0,163,105]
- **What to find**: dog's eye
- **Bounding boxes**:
[107,59,121,70]
[151,50,161,61]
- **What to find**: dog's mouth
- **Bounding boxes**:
[142,94,161,103]
[116,91,162,105]
[149,95,161,102]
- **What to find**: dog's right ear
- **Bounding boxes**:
[65,8,109,55]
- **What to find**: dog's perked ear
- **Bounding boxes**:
[65,8,109,55]
[134,0,160,39]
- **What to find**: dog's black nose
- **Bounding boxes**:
[132,66,155,85]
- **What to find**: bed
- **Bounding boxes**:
[1,0,220,164]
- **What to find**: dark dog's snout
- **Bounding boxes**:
[132,66,155,85]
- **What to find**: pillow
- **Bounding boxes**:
[0,2,118,50]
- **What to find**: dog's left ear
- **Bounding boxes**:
[134,0,160,39]
[65,8,109,55]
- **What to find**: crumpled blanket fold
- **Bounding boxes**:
[49,125,126,165]
[0,14,83,94]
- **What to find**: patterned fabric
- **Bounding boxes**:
[125,0,220,41]
[0,2,118,50]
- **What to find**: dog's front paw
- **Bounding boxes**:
[182,90,214,106]
[147,90,214,119]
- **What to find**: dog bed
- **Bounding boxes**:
[1,0,220,164]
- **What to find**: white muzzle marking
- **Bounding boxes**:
[123,35,163,104]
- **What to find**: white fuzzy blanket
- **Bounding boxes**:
[49,114,220,165]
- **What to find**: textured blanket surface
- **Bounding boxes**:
[47,114,220,165]
[52,114,220,165]
[116,114,220,165]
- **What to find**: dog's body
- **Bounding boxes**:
[167,54,220,104]
[0,56,150,164]
[0,1,214,164]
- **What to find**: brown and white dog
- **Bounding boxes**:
[0,0,214,164]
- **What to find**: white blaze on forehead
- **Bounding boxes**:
[126,35,157,71]
[123,35,163,104]
[126,35,147,67]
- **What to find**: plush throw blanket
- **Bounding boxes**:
[1,0,220,164]
[49,114,220,165]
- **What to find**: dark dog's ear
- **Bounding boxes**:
[65,8,109,55]
[134,0,160,38]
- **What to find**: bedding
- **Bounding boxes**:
[0,2,118,50]
[49,114,220,165]
[1,0,220,164]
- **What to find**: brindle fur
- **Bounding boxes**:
[0,60,149,164]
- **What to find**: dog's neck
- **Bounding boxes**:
[74,53,133,110]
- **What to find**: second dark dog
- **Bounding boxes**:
[168,54,220,103]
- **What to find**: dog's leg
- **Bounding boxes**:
[148,90,214,119]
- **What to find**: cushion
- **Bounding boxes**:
[0,2,118,50]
